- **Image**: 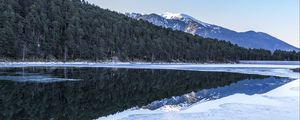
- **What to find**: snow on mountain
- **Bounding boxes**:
[126,12,299,51]
[160,12,212,27]
[159,12,182,19]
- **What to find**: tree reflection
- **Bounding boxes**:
[0,67,271,120]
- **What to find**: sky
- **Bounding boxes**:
[86,0,300,48]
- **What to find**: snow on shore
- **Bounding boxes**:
[240,60,300,65]
[97,79,299,120]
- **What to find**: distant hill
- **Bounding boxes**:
[127,12,300,52]
[0,0,299,62]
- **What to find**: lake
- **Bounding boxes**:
[0,67,292,120]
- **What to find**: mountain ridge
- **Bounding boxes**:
[127,12,299,51]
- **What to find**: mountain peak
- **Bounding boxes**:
[160,12,197,21]
[160,12,196,20]
[160,12,183,19]
[160,12,211,27]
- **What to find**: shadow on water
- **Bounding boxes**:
[0,67,291,120]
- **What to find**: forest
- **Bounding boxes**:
[0,0,299,62]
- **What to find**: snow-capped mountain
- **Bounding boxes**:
[126,12,299,51]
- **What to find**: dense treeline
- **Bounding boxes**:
[0,0,299,62]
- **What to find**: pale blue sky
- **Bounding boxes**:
[87,0,299,48]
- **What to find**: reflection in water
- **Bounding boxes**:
[145,77,291,110]
[0,67,289,120]
[0,67,79,82]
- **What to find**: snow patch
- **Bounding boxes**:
[160,12,211,27]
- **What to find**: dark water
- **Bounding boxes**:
[0,67,291,120]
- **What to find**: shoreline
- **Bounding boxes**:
[0,62,299,79]
[0,61,235,65]
[0,60,299,65]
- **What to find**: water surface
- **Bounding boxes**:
[0,67,291,120]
